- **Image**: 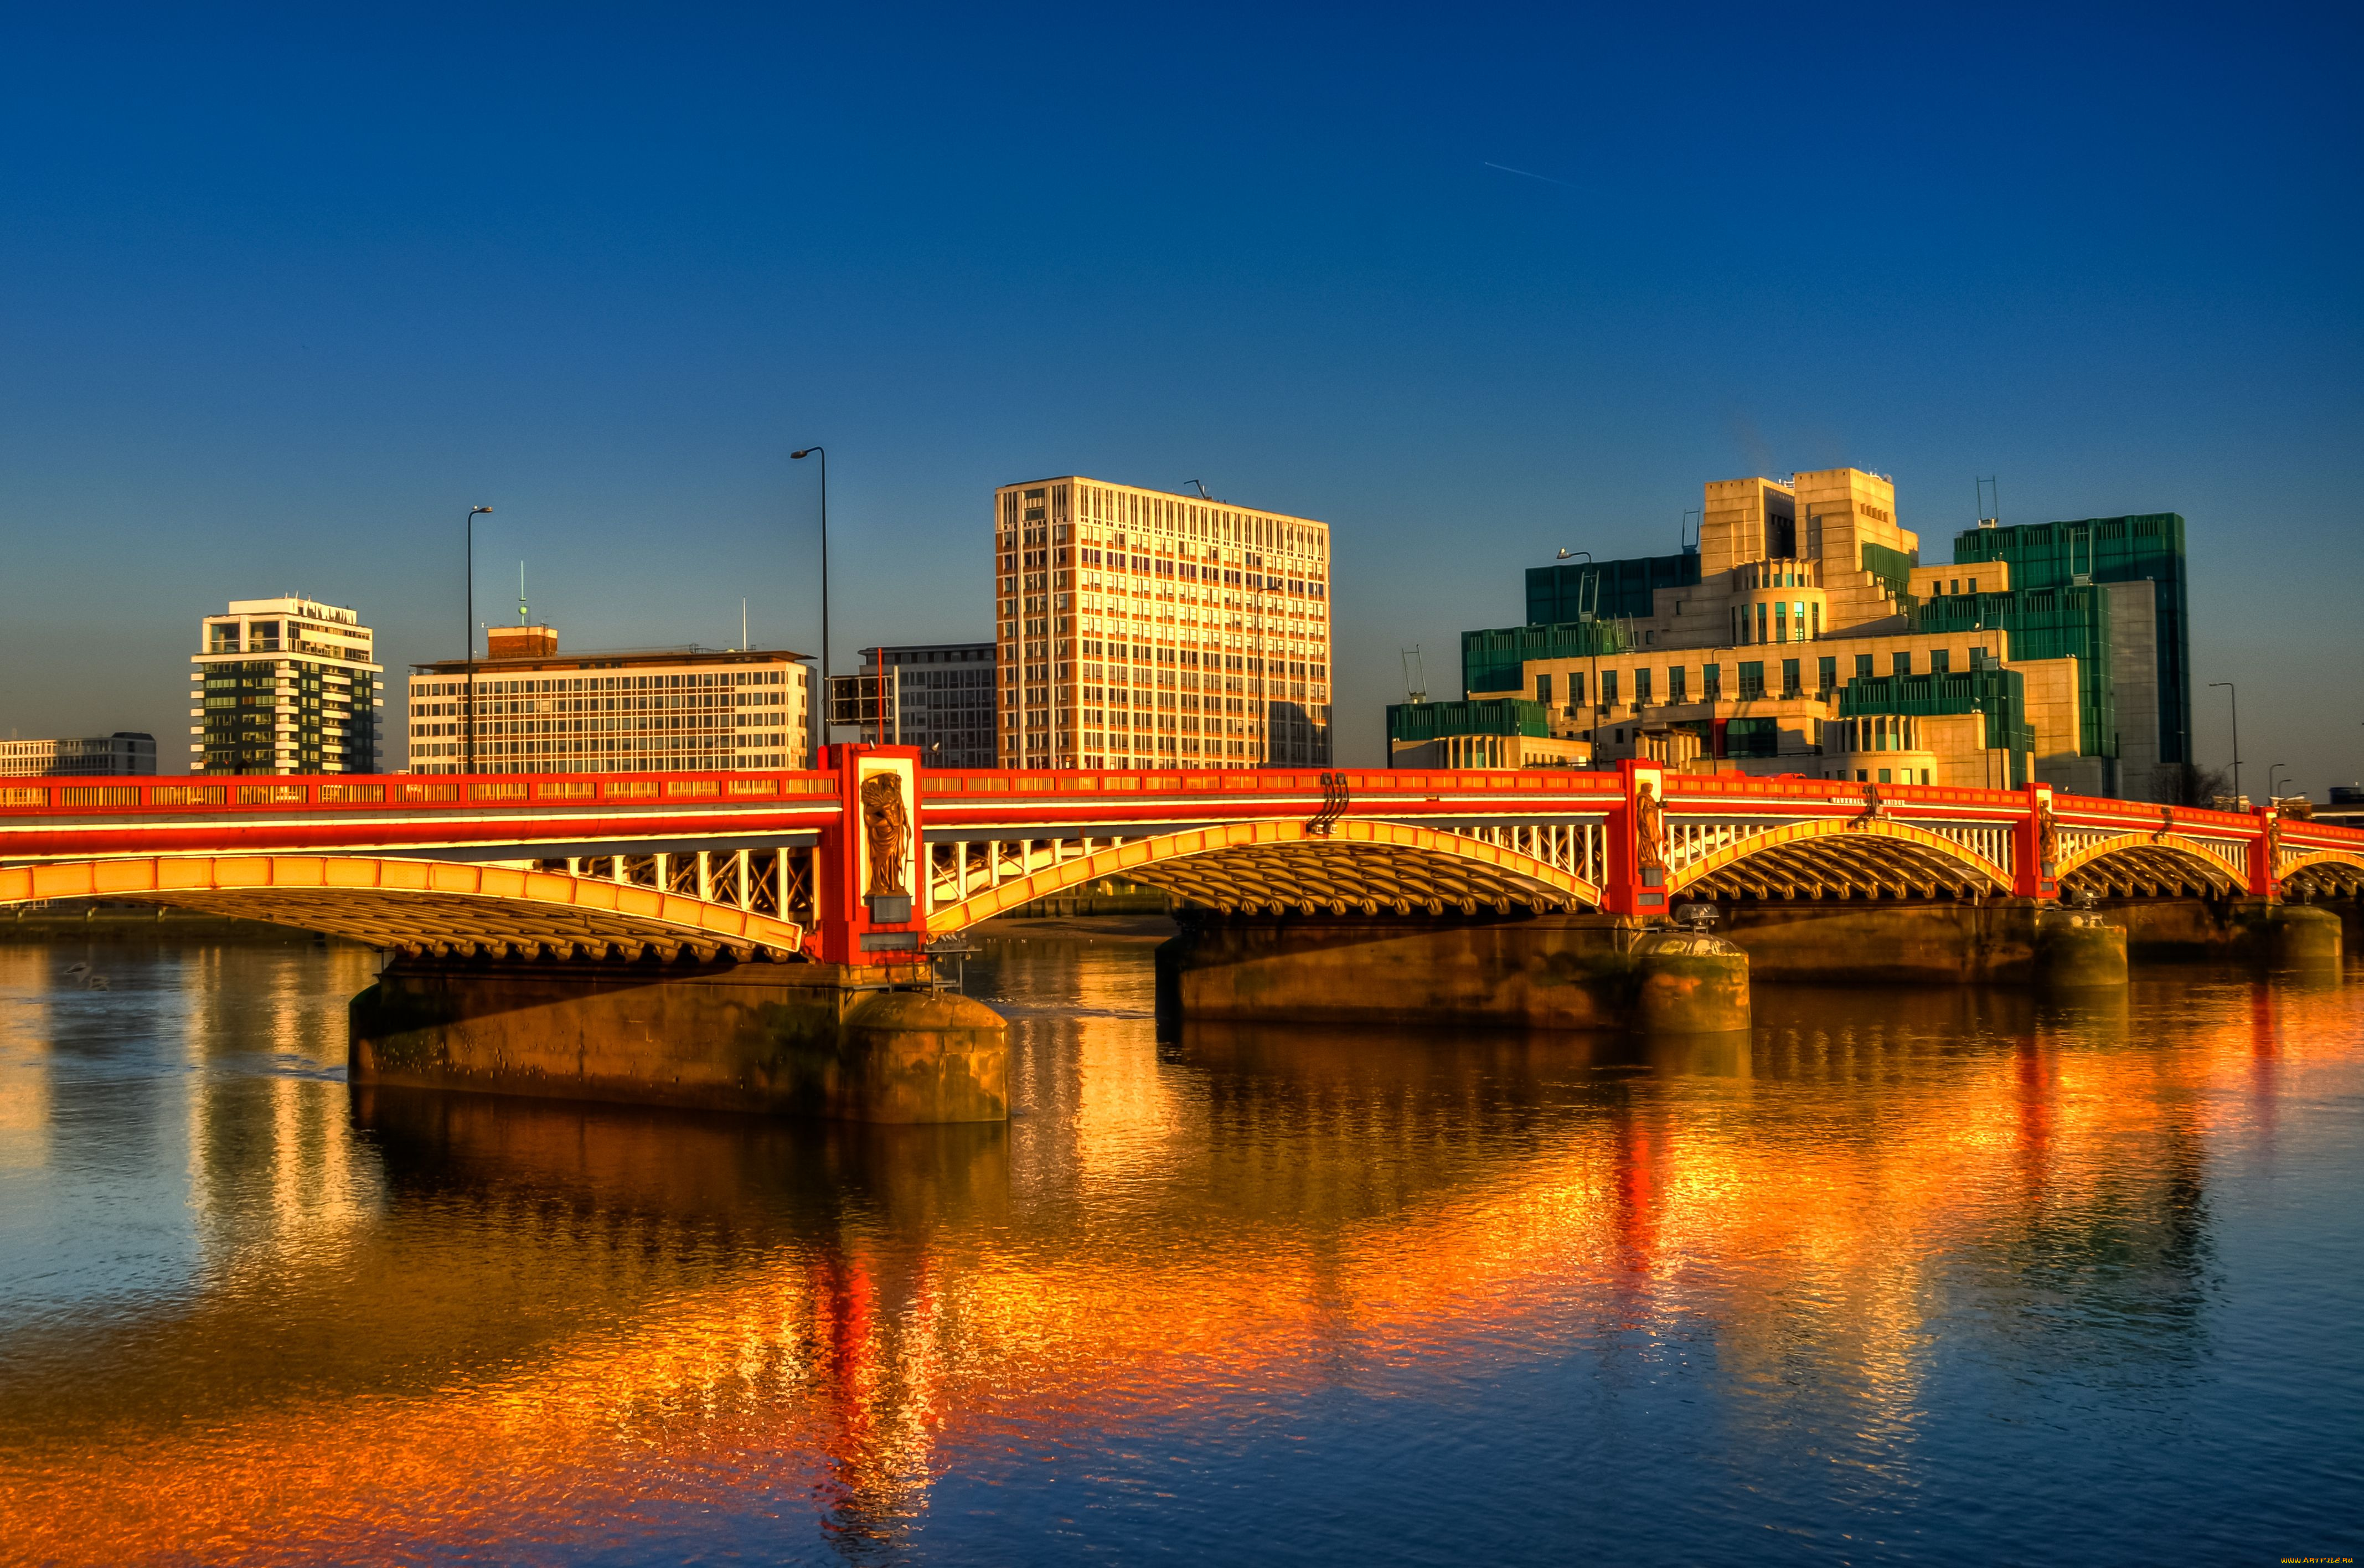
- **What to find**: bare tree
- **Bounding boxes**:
[2154,762,2231,807]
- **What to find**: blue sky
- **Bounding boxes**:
[3,3,2358,790]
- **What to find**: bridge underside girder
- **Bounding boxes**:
[1132,840,1587,917]
[1682,831,2007,902]
[0,855,808,963]
[2280,857,2364,899]
[2062,846,2238,900]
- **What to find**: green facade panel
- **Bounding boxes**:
[1387,697,1551,744]
[1953,514,2187,764]
[1913,584,2116,759]
[1839,666,2036,786]
[1463,620,1631,697]
[1525,550,1700,628]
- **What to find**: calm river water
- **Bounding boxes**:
[1,934,2358,1565]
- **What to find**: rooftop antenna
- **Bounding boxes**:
[1184,479,1211,499]
[1976,476,2000,529]
[1401,644,1428,704]
[741,598,749,651]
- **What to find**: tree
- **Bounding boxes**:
[2154,762,2231,807]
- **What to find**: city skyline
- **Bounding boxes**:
[1,8,2357,791]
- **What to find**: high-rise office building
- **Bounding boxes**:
[826,643,998,767]
[994,477,1333,769]
[190,597,381,775]
[0,733,156,777]
[405,624,809,773]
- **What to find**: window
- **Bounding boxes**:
[1811,603,1821,639]
[1568,672,1584,709]
[1668,666,1687,703]
[1968,577,1979,594]
[1703,663,1721,698]
[1774,602,1788,643]
[1601,670,1620,706]
[1756,603,1768,643]
[1739,661,1765,700]
[1727,716,1779,757]
[1929,649,1951,674]
[1818,655,1836,694]
[1536,672,1552,706]
[1892,652,1912,677]
[1782,658,1800,696]
[1855,654,1873,678]
[1635,668,1653,705]
[1877,767,1892,783]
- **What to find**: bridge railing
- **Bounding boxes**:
[918,767,1624,797]
[0,768,842,818]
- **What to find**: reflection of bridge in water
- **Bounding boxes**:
[3,752,2355,1117]
[0,941,2314,1564]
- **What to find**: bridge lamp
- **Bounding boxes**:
[466,505,493,775]
[2269,762,2289,802]
[792,447,828,757]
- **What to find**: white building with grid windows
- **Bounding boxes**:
[994,477,1333,770]
[0,733,156,777]
[405,626,810,774]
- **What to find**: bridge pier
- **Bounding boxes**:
[1711,899,2129,988]
[349,958,1008,1123]
[2094,898,2344,968]
[1153,912,1749,1034]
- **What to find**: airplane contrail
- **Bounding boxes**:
[1484,161,1577,188]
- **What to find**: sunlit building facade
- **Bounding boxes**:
[1460,469,2184,798]
[189,597,381,775]
[994,477,1333,770]
[0,733,156,777]
[406,625,809,774]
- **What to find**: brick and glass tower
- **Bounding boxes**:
[993,477,1333,770]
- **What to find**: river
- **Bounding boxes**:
[1,933,2357,1565]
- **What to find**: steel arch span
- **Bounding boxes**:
[2278,848,2364,898]
[2057,833,2246,898]
[926,818,1604,932]
[1671,816,2014,901]
[0,855,808,961]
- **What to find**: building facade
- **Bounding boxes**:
[190,598,381,775]
[1384,699,1591,770]
[0,733,156,777]
[1460,470,2180,797]
[825,643,997,768]
[994,477,1333,770]
[405,626,809,773]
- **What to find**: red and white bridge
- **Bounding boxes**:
[4,749,2358,966]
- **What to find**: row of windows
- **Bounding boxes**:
[1535,646,1992,709]
[410,670,797,697]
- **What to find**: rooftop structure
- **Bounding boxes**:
[826,643,997,769]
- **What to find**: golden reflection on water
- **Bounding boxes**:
[0,940,2355,1563]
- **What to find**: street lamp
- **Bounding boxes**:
[2268,762,2289,802]
[792,446,828,758]
[2208,680,2241,802]
[1973,702,1989,789]
[464,504,493,773]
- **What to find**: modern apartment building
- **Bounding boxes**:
[405,624,809,773]
[995,477,1333,770]
[825,643,997,768]
[1459,469,2181,797]
[0,733,156,777]
[190,597,381,775]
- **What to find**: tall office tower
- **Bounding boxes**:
[190,597,381,775]
[826,642,998,767]
[0,733,156,777]
[405,624,809,773]
[994,477,1333,770]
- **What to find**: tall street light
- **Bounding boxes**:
[792,446,828,759]
[2209,680,2241,803]
[464,504,493,773]
[2269,762,2289,802]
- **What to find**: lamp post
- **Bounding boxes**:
[464,505,493,773]
[1973,703,1988,789]
[2268,762,2289,802]
[792,446,828,759]
[2209,680,2241,802]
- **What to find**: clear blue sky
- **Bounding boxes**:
[4,4,2358,790]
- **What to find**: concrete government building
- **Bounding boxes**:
[190,597,382,775]
[1412,468,2187,799]
[996,477,1332,769]
[0,733,156,777]
[406,624,809,774]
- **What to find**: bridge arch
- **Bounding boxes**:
[2056,833,2245,898]
[1670,816,2012,901]
[926,818,1603,931]
[2278,848,2364,899]
[0,854,808,961]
